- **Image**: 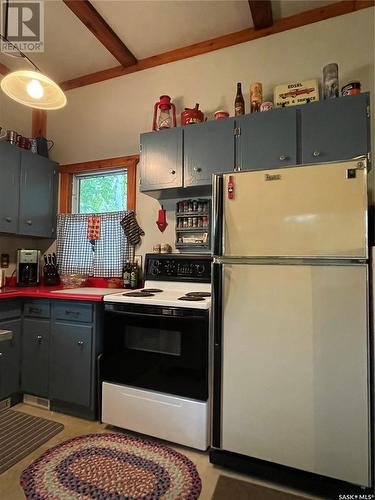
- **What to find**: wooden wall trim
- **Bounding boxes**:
[60,0,375,91]
[59,154,139,213]
[31,109,47,137]
[63,0,137,67]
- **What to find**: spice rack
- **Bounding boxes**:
[175,199,211,250]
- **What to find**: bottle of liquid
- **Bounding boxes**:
[234,82,245,116]
[123,260,131,288]
[130,263,139,289]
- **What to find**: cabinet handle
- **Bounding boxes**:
[0,330,13,342]
[193,167,202,173]
[29,307,42,314]
[65,310,79,317]
[313,151,321,157]
[279,155,288,161]
[169,169,176,175]
[77,341,84,346]
[37,335,43,343]
[5,217,12,223]
[26,219,32,225]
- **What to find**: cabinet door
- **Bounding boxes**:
[50,322,92,407]
[0,319,21,399]
[0,142,20,233]
[184,119,235,187]
[237,107,297,170]
[140,128,183,191]
[18,151,58,237]
[301,93,369,164]
[22,318,50,397]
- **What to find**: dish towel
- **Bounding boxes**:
[120,211,145,246]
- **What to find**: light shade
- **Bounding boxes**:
[1,70,67,110]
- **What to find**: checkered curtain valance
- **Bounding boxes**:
[56,211,131,277]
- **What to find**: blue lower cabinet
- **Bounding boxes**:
[49,322,93,408]
[0,318,21,400]
[21,318,50,397]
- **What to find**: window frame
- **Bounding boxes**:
[59,155,138,213]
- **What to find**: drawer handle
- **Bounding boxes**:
[0,330,13,342]
[37,335,43,343]
[169,169,176,175]
[193,167,202,173]
[65,310,79,317]
[29,307,42,314]
[77,340,84,346]
[5,217,12,223]
[279,155,288,161]
[313,151,321,157]
[26,219,32,225]
[0,352,3,358]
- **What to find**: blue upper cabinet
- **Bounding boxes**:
[140,128,183,192]
[236,107,298,171]
[18,150,58,238]
[300,93,370,164]
[184,119,235,187]
[0,141,20,234]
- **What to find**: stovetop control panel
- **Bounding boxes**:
[145,254,212,283]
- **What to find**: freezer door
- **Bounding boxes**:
[220,263,370,486]
[222,160,367,258]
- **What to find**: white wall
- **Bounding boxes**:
[46,8,374,257]
[1,9,374,265]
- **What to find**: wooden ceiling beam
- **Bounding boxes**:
[63,0,137,67]
[0,62,10,75]
[248,1,273,29]
[60,0,375,92]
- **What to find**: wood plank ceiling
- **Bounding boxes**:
[0,0,374,93]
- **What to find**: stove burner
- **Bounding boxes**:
[178,296,205,302]
[123,291,155,297]
[186,292,211,297]
[141,288,163,293]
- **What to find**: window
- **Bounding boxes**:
[72,169,127,214]
[59,155,137,214]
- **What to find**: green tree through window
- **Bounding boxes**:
[77,170,127,213]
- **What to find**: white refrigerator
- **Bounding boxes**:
[210,157,371,487]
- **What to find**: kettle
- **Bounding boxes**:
[36,136,54,158]
[181,103,205,125]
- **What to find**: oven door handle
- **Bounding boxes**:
[105,309,205,320]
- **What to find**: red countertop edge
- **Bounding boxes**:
[0,286,112,302]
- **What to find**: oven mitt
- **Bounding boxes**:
[120,211,145,246]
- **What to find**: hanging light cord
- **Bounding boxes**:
[0,33,41,71]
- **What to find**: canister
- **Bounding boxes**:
[323,63,339,99]
[250,82,262,112]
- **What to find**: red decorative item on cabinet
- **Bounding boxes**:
[152,95,176,131]
[181,103,205,125]
[156,205,168,232]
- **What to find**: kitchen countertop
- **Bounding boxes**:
[0,286,125,302]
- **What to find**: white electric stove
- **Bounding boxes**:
[101,254,212,450]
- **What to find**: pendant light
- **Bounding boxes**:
[0,1,66,110]
[1,69,67,110]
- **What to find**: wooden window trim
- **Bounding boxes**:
[59,154,138,213]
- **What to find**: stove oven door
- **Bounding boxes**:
[102,303,209,401]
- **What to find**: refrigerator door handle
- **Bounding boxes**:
[211,261,223,448]
[212,174,223,257]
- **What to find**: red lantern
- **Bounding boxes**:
[152,95,176,131]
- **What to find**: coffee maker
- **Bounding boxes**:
[16,249,41,286]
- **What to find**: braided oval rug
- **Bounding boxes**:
[20,432,202,499]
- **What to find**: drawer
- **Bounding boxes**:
[24,300,50,319]
[54,302,93,323]
[0,300,22,320]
